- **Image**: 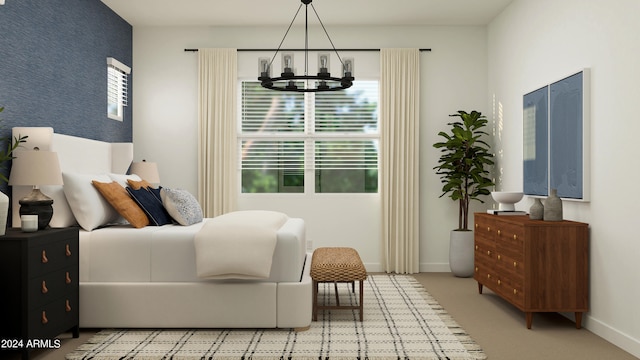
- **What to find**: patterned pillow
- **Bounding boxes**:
[160,188,203,226]
[126,187,172,226]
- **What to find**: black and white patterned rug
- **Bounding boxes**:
[66,275,486,359]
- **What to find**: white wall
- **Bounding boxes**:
[131,25,488,272]
[488,0,640,356]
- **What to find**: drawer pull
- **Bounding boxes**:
[487,274,491,279]
[497,279,501,285]
[475,245,478,250]
[475,223,478,229]
[513,289,518,295]
[475,266,478,272]
[497,254,501,260]
[66,272,72,284]
[66,244,72,257]
[514,261,518,268]
[487,250,491,256]
[497,230,501,236]
[41,250,49,264]
[65,300,72,312]
[513,234,517,240]
[41,280,48,294]
[41,311,48,324]
[487,226,491,232]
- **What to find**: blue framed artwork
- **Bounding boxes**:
[523,86,549,197]
[523,69,590,201]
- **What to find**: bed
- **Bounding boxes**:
[11,127,312,329]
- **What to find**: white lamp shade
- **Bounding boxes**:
[129,161,160,184]
[8,150,63,186]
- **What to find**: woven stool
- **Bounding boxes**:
[310,247,367,321]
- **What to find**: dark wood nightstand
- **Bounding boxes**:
[0,227,79,360]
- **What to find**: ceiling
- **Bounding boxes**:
[101,0,514,27]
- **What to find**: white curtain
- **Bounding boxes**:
[380,48,420,274]
[197,48,238,217]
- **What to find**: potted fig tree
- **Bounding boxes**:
[433,110,494,277]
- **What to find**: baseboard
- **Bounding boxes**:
[584,314,640,358]
[420,262,450,273]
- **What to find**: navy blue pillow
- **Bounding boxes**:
[148,186,162,201]
[126,187,172,226]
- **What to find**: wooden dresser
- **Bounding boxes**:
[473,213,588,329]
[0,227,79,359]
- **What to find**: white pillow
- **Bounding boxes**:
[160,188,203,226]
[62,172,121,231]
[39,184,77,227]
[108,173,142,188]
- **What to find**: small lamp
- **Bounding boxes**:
[8,149,63,230]
[129,160,160,186]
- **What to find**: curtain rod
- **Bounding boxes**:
[184,48,431,52]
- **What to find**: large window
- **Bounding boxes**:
[240,80,379,193]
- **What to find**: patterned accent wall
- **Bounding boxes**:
[0,0,132,144]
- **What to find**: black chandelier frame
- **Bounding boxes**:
[258,0,354,92]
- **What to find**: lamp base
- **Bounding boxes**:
[19,199,54,230]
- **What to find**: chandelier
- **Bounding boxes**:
[258,0,354,92]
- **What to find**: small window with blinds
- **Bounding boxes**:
[107,57,131,121]
[239,80,379,193]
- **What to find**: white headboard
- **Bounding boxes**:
[11,127,133,228]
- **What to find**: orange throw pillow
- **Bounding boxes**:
[92,181,149,228]
[127,179,153,190]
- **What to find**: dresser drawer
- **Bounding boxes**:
[474,218,495,242]
[28,267,79,309]
[474,240,495,267]
[495,223,524,261]
[474,264,496,290]
[27,292,79,340]
[495,252,524,278]
[28,237,78,278]
[495,275,524,308]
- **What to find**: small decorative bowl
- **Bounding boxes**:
[491,191,524,211]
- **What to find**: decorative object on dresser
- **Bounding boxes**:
[529,198,544,220]
[490,191,524,211]
[0,227,79,360]
[8,149,64,230]
[543,188,563,221]
[473,213,588,329]
[433,110,494,277]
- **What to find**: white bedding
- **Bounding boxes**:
[79,217,307,283]
[194,210,289,279]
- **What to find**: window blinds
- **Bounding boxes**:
[240,80,378,172]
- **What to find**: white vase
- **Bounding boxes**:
[0,191,9,236]
[449,230,475,277]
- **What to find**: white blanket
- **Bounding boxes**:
[194,210,289,279]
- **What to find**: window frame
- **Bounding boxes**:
[107,57,131,122]
[238,79,380,195]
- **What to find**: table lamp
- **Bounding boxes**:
[129,159,160,186]
[8,149,63,230]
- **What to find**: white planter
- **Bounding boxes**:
[449,230,474,277]
[0,191,8,236]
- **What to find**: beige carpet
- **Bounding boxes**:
[65,275,486,359]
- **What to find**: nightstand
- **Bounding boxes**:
[0,227,79,360]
